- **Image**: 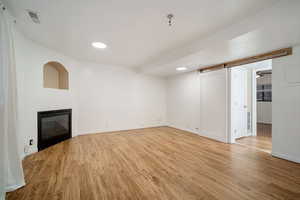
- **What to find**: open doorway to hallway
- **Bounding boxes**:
[230,60,272,153]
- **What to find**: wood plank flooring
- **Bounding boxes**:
[256,123,272,137]
[7,127,300,200]
[237,123,272,153]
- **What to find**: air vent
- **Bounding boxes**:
[27,10,40,24]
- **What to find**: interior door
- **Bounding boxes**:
[231,67,248,141]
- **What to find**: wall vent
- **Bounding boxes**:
[27,10,40,24]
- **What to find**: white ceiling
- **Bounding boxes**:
[140,1,300,76]
[4,0,279,71]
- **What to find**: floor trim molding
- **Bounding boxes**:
[272,151,300,164]
[167,125,227,143]
[78,125,168,136]
[5,182,25,192]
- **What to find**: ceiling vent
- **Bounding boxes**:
[27,10,40,24]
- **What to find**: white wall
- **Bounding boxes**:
[272,45,300,163]
[77,62,166,134]
[14,30,80,156]
[14,29,167,157]
[166,69,229,142]
[167,71,201,133]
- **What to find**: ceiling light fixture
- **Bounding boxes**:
[92,42,107,49]
[167,14,174,26]
[176,67,187,71]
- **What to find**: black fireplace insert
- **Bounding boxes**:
[38,109,72,151]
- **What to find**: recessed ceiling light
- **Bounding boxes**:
[176,67,187,71]
[92,42,107,49]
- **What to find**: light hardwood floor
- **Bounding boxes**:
[236,123,272,153]
[7,127,300,200]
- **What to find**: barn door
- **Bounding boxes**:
[200,68,229,143]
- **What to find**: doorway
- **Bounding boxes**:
[230,60,272,153]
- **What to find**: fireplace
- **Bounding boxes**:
[38,109,72,151]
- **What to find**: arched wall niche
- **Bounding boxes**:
[43,61,69,90]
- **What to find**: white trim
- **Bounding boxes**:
[168,125,227,143]
[252,69,257,136]
[225,68,231,143]
[272,151,300,164]
[227,68,236,144]
[78,125,168,136]
[1,183,25,200]
[5,182,25,192]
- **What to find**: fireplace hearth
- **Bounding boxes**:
[38,109,72,151]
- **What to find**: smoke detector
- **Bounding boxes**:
[27,10,40,24]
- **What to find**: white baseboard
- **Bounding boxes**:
[78,125,168,136]
[5,181,25,192]
[167,125,227,143]
[272,151,300,163]
[2,182,25,199]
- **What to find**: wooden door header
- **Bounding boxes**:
[199,47,292,73]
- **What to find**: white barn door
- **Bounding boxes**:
[200,69,229,143]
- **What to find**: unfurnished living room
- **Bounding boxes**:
[1,1,300,200]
